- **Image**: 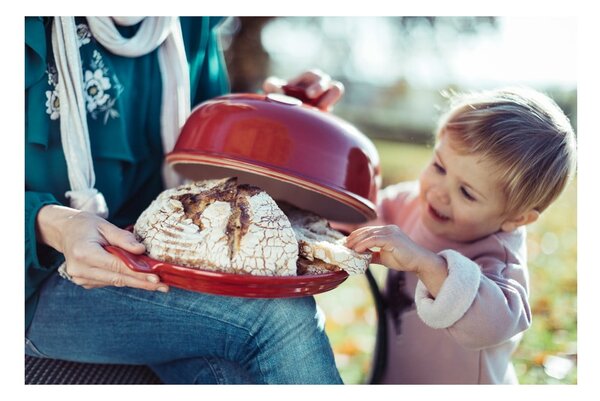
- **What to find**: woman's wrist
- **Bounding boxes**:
[36,204,80,252]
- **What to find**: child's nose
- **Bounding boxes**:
[432,186,450,205]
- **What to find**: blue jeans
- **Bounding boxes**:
[25,272,343,384]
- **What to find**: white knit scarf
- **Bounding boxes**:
[51,16,189,218]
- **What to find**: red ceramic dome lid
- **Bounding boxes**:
[167,93,381,223]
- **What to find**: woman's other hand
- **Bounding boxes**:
[36,205,169,292]
[262,69,344,111]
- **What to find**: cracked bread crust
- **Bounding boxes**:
[279,202,372,275]
[134,178,298,276]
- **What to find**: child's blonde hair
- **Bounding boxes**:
[436,87,576,217]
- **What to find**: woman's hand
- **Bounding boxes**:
[262,69,344,111]
[36,205,169,292]
[345,225,448,297]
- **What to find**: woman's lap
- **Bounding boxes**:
[25,272,342,384]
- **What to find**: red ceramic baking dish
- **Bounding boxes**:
[114,88,380,297]
[107,245,349,298]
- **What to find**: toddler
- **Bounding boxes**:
[345,87,576,384]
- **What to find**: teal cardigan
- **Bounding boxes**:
[25,17,230,329]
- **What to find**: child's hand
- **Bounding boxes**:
[346,225,442,272]
[346,225,426,273]
[346,225,449,297]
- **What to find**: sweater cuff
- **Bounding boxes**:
[415,249,481,329]
[25,191,63,271]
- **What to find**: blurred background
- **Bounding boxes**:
[218,16,577,384]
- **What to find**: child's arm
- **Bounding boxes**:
[345,224,449,297]
[347,226,532,349]
[429,247,531,348]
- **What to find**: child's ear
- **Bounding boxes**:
[500,210,540,232]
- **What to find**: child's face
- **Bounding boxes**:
[418,133,510,242]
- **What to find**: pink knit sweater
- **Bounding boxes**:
[373,181,531,384]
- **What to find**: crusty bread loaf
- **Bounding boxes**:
[134,178,298,276]
[134,178,371,276]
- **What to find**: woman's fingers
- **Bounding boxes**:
[86,245,168,291]
[67,238,168,291]
[98,221,146,254]
[69,261,169,292]
[72,265,169,292]
[262,76,286,94]
[288,70,344,110]
[287,69,328,88]
[264,70,344,110]
[313,80,344,111]
[45,207,166,291]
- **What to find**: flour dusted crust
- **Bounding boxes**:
[134,178,371,276]
[279,202,371,275]
[134,178,298,276]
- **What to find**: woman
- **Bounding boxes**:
[25,16,344,384]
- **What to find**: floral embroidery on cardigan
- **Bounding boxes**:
[76,23,91,47]
[85,50,124,123]
[45,64,60,120]
[44,22,124,124]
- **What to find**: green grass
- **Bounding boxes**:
[316,139,577,384]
